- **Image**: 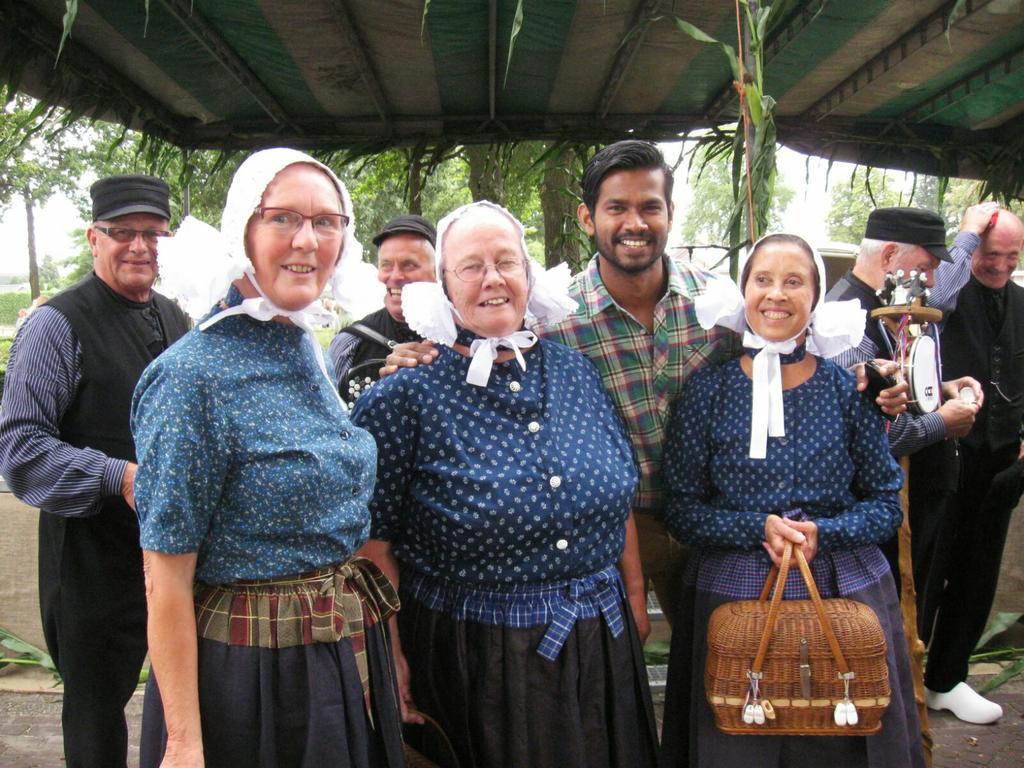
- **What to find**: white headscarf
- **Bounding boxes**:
[400,200,577,387]
[156,147,361,394]
[694,233,866,459]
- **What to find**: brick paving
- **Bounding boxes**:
[0,666,1020,767]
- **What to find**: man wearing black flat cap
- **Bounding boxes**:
[825,203,996,715]
[329,213,436,405]
[0,175,189,767]
[826,209,988,571]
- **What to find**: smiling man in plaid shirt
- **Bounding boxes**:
[540,141,736,631]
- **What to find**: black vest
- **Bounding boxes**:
[345,307,422,372]
[941,276,1024,451]
[824,271,889,355]
[47,272,190,463]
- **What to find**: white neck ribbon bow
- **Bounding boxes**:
[742,330,798,460]
[466,331,538,387]
[199,273,339,398]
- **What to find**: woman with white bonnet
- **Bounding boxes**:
[131,148,404,767]
[351,200,658,768]
[658,233,925,767]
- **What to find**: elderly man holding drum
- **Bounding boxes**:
[825,204,996,717]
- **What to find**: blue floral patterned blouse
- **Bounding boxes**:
[350,336,638,588]
[131,288,377,584]
[663,357,903,553]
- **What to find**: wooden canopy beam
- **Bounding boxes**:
[326,0,391,125]
[900,43,1024,124]
[158,0,295,129]
[806,0,996,119]
[594,0,662,120]
[4,2,186,142]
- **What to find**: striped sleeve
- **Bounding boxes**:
[328,330,361,389]
[0,306,127,517]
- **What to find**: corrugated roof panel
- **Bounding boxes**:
[495,0,578,115]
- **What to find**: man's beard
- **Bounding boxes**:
[596,233,665,275]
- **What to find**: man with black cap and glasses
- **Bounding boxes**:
[328,213,436,405]
[0,175,189,767]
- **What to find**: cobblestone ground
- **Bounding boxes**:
[0,670,1020,766]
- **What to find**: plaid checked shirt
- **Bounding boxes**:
[538,254,737,512]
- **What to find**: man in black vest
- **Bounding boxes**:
[0,175,189,767]
[328,214,436,404]
[824,206,988,653]
[923,209,1024,724]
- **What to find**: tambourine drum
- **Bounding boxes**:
[902,335,940,415]
[340,359,386,409]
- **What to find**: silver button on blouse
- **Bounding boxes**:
[509,381,522,393]
[555,538,569,551]
[549,475,562,489]
[528,421,541,433]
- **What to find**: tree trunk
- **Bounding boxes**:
[24,186,39,300]
[540,144,582,271]
[465,144,505,204]
[407,148,424,215]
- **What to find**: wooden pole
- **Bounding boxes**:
[898,455,933,767]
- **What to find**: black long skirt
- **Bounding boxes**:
[398,589,659,768]
[139,621,405,768]
[659,552,925,768]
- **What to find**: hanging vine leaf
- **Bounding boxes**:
[503,0,525,87]
[671,17,740,82]
[745,84,763,127]
[421,0,431,41]
[945,0,968,47]
[55,0,79,64]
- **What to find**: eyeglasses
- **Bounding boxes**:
[445,258,525,283]
[255,206,349,239]
[94,225,171,244]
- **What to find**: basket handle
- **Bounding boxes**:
[751,541,851,676]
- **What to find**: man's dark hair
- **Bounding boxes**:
[581,140,674,214]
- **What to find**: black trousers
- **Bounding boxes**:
[881,440,959,638]
[923,442,1020,692]
[38,501,148,768]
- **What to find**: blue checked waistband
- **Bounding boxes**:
[403,564,626,661]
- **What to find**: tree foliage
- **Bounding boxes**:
[826,169,1024,245]
[680,145,794,245]
[0,88,92,297]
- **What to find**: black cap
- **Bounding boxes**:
[91,175,171,222]
[372,214,436,248]
[864,207,951,263]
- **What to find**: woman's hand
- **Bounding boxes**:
[144,551,203,767]
[628,589,652,645]
[160,741,204,767]
[618,513,651,644]
[763,514,819,566]
[356,538,425,723]
[392,642,424,725]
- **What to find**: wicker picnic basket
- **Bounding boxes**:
[705,541,891,736]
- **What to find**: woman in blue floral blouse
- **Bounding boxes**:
[352,201,657,768]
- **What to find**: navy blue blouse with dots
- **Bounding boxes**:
[131,287,378,584]
[350,336,638,588]
[663,356,903,555]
